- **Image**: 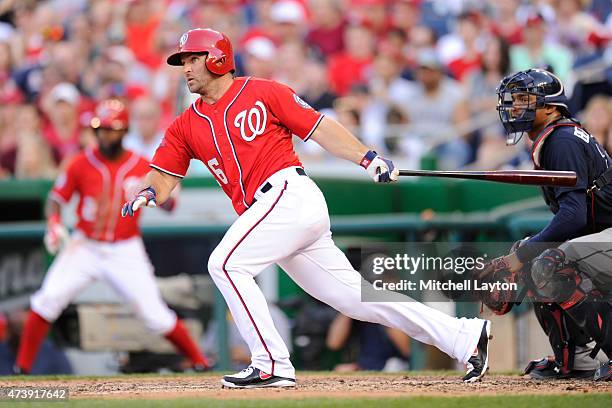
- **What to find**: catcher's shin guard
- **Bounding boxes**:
[532,303,591,374]
[562,296,612,360]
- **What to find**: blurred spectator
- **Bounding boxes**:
[382,28,409,65]
[0,309,72,375]
[465,36,517,170]
[150,17,192,121]
[191,0,239,31]
[124,96,164,160]
[401,48,471,169]
[404,23,437,73]
[299,61,337,112]
[445,11,485,81]
[326,312,410,372]
[361,50,413,154]
[487,0,524,45]
[0,102,20,177]
[465,36,511,114]
[269,0,308,45]
[94,45,148,101]
[242,36,277,78]
[40,82,83,163]
[581,94,612,154]
[293,60,336,161]
[384,106,414,158]
[327,23,375,96]
[590,0,612,23]
[273,41,310,93]
[242,0,277,45]
[390,0,422,37]
[510,13,573,81]
[333,83,371,133]
[305,0,346,58]
[350,0,391,39]
[65,12,94,56]
[553,0,610,56]
[124,0,164,69]
[14,104,57,179]
[0,40,24,104]
[87,0,116,49]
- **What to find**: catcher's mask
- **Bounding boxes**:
[496,69,570,145]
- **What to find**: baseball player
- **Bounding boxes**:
[14,99,209,374]
[122,28,491,388]
[482,69,611,381]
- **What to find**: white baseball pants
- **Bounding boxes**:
[208,167,485,379]
[31,234,176,334]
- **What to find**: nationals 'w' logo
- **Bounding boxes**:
[234,101,267,142]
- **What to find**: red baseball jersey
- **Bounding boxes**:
[151,77,323,215]
[50,148,150,242]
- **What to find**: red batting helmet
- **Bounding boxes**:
[166,28,235,75]
[90,99,129,131]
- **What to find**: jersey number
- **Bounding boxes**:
[573,127,590,143]
[207,158,228,185]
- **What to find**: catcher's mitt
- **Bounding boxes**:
[477,257,521,315]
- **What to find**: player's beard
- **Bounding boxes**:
[187,79,204,94]
[99,140,124,159]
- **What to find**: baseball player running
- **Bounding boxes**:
[14,99,208,374]
[482,69,611,381]
[122,28,491,388]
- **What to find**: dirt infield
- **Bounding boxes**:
[0,373,610,400]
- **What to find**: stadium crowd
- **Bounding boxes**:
[0,0,611,179]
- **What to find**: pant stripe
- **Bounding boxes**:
[222,181,288,375]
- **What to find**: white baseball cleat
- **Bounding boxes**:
[221,366,296,389]
[463,320,492,383]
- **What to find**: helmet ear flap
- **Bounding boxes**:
[213,56,227,69]
[205,50,227,75]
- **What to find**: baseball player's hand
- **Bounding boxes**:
[479,253,523,279]
[44,214,69,255]
[360,150,399,183]
[477,255,511,280]
[159,184,180,212]
[121,187,157,217]
[503,252,523,274]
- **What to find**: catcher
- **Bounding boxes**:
[478,69,611,381]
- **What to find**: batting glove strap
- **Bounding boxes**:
[359,150,378,169]
[361,150,398,183]
[121,187,157,217]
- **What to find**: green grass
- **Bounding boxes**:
[0,394,609,408]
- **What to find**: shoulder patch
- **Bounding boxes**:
[572,126,590,143]
[293,93,312,110]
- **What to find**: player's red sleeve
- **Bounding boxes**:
[266,81,324,141]
[151,116,193,178]
[49,158,78,204]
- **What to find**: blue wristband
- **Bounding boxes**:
[360,150,378,168]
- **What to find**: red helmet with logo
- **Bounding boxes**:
[90,99,129,131]
[166,28,235,75]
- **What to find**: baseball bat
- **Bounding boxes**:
[398,169,577,187]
